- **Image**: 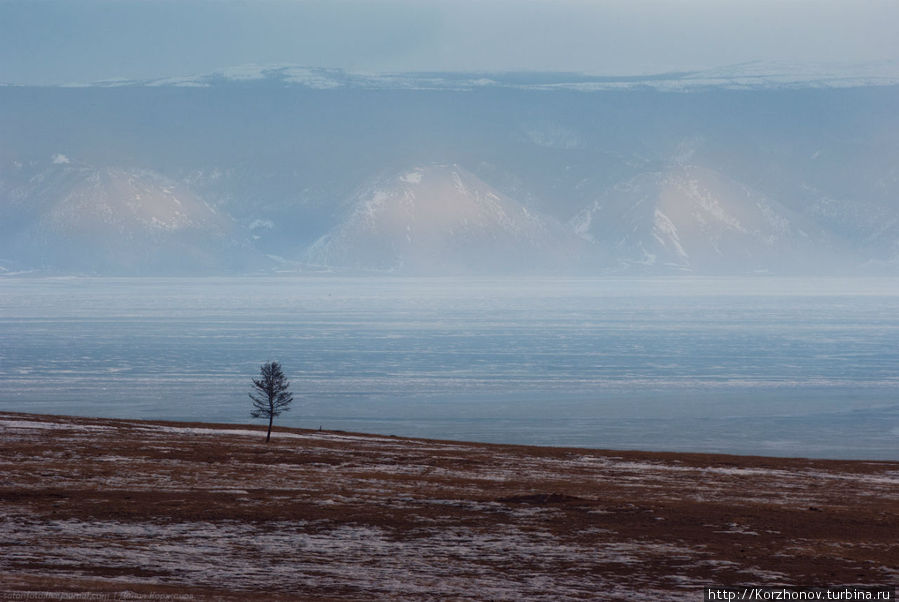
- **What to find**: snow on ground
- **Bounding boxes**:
[0,514,709,599]
[1,412,897,599]
[0,419,112,431]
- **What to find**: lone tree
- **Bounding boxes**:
[249,361,293,442]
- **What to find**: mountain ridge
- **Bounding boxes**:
[6,61,899,91]
[2,78,898,275]
[305,164,585,274]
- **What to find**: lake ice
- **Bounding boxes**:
[1,276,897,459]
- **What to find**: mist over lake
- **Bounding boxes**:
[2,276,897,460]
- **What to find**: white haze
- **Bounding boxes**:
[1,276,898,459]
[0,0,897,85]
[2,0,898,461]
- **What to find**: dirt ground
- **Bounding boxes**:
[1,412,897,600]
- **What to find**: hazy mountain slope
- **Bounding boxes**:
[0,163,260,274]
[306,165,583,274]
[572,164,848,274]
[1,74,898,274]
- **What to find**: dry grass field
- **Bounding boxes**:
[1,412,897,600]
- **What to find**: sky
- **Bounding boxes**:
[1,0,898,85]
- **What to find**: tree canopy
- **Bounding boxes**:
[249,361,293,442]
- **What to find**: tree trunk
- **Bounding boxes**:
[266,414,273,443]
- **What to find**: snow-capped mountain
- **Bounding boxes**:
[45,60,899,92]
[571,165,845,274]
[2,72,898,275]
[0,163,259,274]
[41,167,222,233]
[306,165,581,274]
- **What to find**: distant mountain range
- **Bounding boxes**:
[1,67,898,275]
[306,165,582,274]
[17,60,899,91]
[571,164,850,274]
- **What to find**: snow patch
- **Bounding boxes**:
[249,218,274,230]
[652,209,689,260]
[139,425,306,439]
[0,420,111,432]
[400,171,423,184]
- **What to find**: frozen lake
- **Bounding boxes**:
[1,276,898,459]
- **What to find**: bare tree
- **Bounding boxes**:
[249,361,293,442]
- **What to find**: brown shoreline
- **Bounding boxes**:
[1,411,897,600]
